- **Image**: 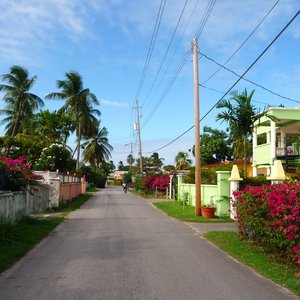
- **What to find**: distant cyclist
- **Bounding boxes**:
[122,182,128,193]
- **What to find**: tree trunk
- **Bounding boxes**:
[243,135,247,178]
[76,123,81,170]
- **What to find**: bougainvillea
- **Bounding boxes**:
[233,182,300,265]
[0,156,42,191]
[142,174,170,195]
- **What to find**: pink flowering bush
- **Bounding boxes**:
[142,174,170,195]
[0,156,42,191]
[233,182,300,265]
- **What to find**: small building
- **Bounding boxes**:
[252,107,300,176]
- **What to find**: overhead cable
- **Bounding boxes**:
[199,51,300,104]
[147,9,300,153]
[142,0,216,128]
[201,0,280,85]
[135,0,166,100]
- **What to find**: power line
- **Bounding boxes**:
[147,9,300,153]
[142,0,201,107]
[141,0,216,128]
[199,51,300,104]
[135,0,166,100]
[141,0,189,107]
[200,83,282,107]
[201,0,280,85]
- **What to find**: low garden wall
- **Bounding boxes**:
[0,177,87,222]
[177,171,231,217]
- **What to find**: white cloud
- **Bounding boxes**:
[100,99,128,107]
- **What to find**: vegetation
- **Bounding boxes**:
[154,201,232,223]
[205,231,300,296]
[0,66,44,139]
[216,89,258,177]
[192,126,232,164]
[175,151,192,170]
[0,156,42,191]
[46,72,100,170]
[234,182,300,266]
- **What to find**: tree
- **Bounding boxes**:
[81,126,113,169]
[0,66,44,138]
[192,126,232,164]
[216,89,258,177]
[175,151,192,170]
[46,72,100,170]
[127,154,135,169]
[118,161,125,171]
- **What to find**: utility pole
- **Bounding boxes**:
[136,98,143,174]
[193,38,201,216]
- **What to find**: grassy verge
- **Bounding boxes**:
[0,193,92,273]
[154,201,232,223]
[205,231,300,296]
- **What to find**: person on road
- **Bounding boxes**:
[122,182,128,193]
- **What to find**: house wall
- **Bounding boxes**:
[177,171,231,217]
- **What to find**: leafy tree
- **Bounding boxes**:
[126,154,135,168]
[192,126,232,164]
[34,143,75,172]
[0,66,44,138]
[175,151,192,170]
[118,161,125,171]
[216,89,259,177]
[81,126,113,169]
[163,165,175,172]
[46,72,100,170]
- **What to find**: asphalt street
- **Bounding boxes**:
[0,186,297,300]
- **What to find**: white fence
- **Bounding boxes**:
[0,184,50,222]
[34,171,81,183]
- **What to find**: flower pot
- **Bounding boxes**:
[201,206,216,218]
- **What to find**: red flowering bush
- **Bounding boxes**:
[151,175,170,193]
[0,156,42,191]
[234,182,300,265]
[142,174,170,195]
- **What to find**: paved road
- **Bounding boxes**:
[0,187,297,300]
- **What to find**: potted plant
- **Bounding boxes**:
[201,198,216,218]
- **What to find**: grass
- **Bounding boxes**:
[205,231,300,296]
[154,201,232,222]
[0,193,93,273]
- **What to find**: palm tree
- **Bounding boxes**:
[175,151,192,170]
[46,72,100,170]
[81,126,113,169]
[216,89,258,177]
[0,66,44,137]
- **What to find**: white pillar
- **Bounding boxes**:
[252,166,257,177]
[280,128,286,156]
[270,120,276,161]
[252,128,257,177]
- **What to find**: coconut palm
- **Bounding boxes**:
[81,126,113,169]
[175,151,192,170]
[0,66,44,137]
[216,89,258,177]
[46,72,100,170]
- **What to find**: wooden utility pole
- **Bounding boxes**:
[136,98,143,174]
[193,38,201,216]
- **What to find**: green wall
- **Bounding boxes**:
[178,171,231,217]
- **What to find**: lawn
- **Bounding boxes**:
[154,201,232,222]
[205,231,300,296]
[0,193,92,273]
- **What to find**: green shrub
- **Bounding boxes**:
[234,182,300,265]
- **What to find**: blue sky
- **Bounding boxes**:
[0,0,299,166]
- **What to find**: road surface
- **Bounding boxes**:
[0,186,297,300]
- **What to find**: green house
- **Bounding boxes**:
[252,107,300,176]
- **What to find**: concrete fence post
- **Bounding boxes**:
[228,165,243,220]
